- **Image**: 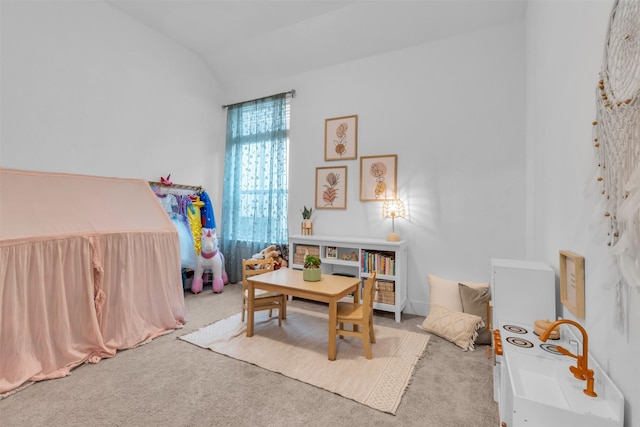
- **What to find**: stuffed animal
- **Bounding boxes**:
[251,245,288,269]
[274,254,287,270]
[251,245,279,261]
[191,228,228,294]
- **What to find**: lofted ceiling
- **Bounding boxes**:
[106,0,527,88]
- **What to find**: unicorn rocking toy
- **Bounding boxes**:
[191,228,228,294]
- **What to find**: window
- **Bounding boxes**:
[221,94,289,282]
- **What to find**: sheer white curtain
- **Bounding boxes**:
[221,94,289,283]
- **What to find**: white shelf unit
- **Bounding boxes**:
[289,234,407,322]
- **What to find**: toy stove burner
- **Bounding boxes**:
[540,343,563,355]
[506,336,534,348]
[503,325,528,334]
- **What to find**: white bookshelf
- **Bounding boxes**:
[289,234,407,322]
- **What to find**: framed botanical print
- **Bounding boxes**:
[315,166,347,209]
[324,115,358,161]
[360,154,397,201]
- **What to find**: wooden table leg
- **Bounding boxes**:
[283,296,287,319]
[328,299,337,360]
[246,282,255,337]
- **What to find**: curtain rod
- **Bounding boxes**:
[221,89,296,109]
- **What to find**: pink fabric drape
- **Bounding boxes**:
[0,169,185,394]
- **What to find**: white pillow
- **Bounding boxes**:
[418,304,485,351]
[428,274,489,312]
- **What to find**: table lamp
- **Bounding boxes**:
[382,198,405,242]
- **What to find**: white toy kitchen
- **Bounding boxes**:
[490,259,624,427]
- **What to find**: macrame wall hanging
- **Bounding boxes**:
[589,0,640,330]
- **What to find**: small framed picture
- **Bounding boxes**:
[326,246,338,259]
[315,166,347,209]
[325,115,358,161]
[360,154,397,201]
[559,250,585,318]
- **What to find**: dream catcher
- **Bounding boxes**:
[590,0,640,329]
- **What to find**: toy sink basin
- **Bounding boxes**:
[505,351,623,427]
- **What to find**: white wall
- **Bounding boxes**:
[0,0,227,222]
[1,1,527,317]
[227,21,527,315]
[527,1,639,425]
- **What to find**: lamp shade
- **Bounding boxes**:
[382,198,405,241]
[382,198,406,219]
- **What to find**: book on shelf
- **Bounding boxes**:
[360,250,396,275]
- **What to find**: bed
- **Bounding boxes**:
[0,169,185,394]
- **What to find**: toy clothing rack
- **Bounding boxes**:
[148,180,204,195]
[149,180,218,291]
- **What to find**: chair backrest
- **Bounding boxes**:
[242,258,275,288]
[362,271,377,316]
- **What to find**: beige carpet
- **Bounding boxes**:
[179,306,429,414]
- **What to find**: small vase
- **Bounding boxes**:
[303,267,321,282]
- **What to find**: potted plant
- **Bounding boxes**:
[301,205,313,235]
[301,205,313,220]
[303,254,322,281]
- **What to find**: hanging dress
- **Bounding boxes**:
[187,196,205,255]
[199,191,216,230]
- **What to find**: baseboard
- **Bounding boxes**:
[403,299,428,317]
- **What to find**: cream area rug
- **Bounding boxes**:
[179,307,429,414]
